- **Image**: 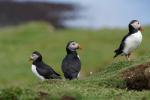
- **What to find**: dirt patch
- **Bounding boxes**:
[61,95,76,100]
[122,62,150,91]
[35,91,49,100]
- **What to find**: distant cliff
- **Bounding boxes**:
[0,1,77,28]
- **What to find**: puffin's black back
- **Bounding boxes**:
[33,61,61,79]
[61,53,81,80]
[114,34,129,57]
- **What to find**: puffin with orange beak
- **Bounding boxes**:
[114,20,143,60]
[61,41,81,80]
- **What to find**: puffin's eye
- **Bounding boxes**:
[72,43,75,45]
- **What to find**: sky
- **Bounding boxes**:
[16,0,150,29]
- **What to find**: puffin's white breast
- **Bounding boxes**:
[123,31,142,54]
[31,65,45,80]
[77,55,80,59]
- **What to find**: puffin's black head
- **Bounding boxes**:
[66,41,81,54]
[29,51,42,62]
[128,20,143,32]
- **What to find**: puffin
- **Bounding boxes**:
[114,20,143,60]
[29,51,61,80]
[61,41,81,80]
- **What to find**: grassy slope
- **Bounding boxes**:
[0,22,150,99]
[1,56,150,100]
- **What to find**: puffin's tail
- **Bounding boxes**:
[113,49,120,58]
[52,73,62,79]
[56,75,62,79]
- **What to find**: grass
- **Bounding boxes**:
[0,22,150,99]
[1,56,150,99]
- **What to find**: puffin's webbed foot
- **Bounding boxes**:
[125,53,131,61]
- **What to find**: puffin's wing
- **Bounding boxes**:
[36,63,61,79]
[61,56,81,73]
[114,33,129,57]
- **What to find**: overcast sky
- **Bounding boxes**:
[64,0,150,29]
[16,0,150,29]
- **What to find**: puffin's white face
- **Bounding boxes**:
[30,53,40,61]
[68,41,81,51]
[131,21,141,30]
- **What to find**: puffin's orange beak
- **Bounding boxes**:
[139,27,144,32]
[77,44,82,50]
[29,56,33,62]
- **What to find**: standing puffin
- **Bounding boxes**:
[114,20,143,60]
[29,51,61,80]
[61,41,81,80]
